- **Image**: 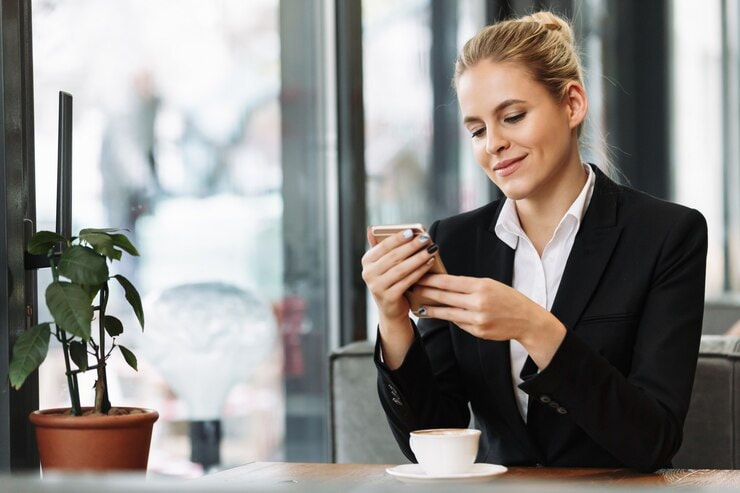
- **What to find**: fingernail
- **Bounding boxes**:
[417,307,427,316]
[418,235,430,243]
[402,229,414,239]
[426,257,435,264]
[426,244,439,254]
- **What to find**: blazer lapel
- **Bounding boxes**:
[550,166,623,330]
[474,202,543,462]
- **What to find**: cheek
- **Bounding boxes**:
[513,120,544,148]
[472,143,489,168]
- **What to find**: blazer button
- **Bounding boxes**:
[392,397,403,406]
[539,395,551,404]
[556,407,568,415]
[549,401,559,409]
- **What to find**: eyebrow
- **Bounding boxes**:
[462,99,526,124]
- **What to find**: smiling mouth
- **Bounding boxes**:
[493,155,526,176]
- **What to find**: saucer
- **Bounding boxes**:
[385,463,508,483]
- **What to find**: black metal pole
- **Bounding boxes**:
[56,91,72,239]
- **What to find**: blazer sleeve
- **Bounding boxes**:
[519,208,708,472]
[374,319,472,462]
[374,223,471,462]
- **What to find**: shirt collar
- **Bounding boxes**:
[494,163,596,249]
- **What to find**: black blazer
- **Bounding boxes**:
[375,166,708,472]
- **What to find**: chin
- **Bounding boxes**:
[496,181,533,201]
[487,170,535,201]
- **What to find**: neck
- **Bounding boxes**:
[516,161,587,255]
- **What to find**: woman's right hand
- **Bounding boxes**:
[361,227,439,367]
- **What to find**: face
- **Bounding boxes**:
[456,60,586,203]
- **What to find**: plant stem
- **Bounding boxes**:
[59,328,82,416]
[51,250,82,414]
[95,282,111,414]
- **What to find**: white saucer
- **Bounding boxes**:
[385,463,508,483]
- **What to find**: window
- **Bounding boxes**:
[362,0,489,337]
[671,0,740,298]
[32,0,333,474]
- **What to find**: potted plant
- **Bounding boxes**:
[8,228,158,471]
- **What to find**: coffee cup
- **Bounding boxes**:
[409,428,481,476]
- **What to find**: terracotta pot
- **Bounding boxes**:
[29,407,159,472]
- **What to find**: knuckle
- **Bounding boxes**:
[471,296,485,311]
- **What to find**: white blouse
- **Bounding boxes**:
[493,164,596,422]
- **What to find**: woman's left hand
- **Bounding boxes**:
[413,274,567,368]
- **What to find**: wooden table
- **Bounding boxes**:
[204,461,740,490]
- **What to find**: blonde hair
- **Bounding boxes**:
[454,11,583,105]
[453,11,620,176]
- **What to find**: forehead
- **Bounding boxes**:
[456,60,548,114]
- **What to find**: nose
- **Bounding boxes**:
[485,128,508,155]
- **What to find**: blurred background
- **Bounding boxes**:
[1,0,739,477]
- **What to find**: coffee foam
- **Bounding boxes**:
[413,428,477,436]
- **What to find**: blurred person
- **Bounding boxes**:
[362,11,707,472]
[99,70,160,285]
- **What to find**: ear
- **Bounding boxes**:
[563,81,588,130]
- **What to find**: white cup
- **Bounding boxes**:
[409,428,481,476]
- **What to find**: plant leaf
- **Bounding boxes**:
[118,345,138,371]
[27,231,66,255]
[58,245,109,285]
[104,315,124,337]
[79,228,124,235]
[69,340,88,371]
[82,284,101,303]
[9,323,51,389]
[78,232,121,261]
[110,233,139,257]
[46,281,94,340]
[113,275,144,330]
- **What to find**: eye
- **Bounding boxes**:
[504,112,525,124]
[470,127,485,139]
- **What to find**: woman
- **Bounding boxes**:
[361,11,707,472]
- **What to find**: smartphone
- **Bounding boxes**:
[370,223,447,316]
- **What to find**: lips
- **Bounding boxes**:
[493,155,526,177]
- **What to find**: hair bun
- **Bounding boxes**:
[521,11,573,45]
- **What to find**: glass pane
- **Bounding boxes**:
[31,0,326,476]
[457,0,491,211]
[362,0,488,337]
[670,0,725,296]
[363,0,434,228]
[574,0,609,170]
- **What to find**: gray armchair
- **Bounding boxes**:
[673,335,740,468]
[330,336,740,468]
[329,340,408,464]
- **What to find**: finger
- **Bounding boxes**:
[367,227,379,247]
[365,232,434,273]
[415,273,484,294]
[363,228,416,264]
[417,304,466,322]
[411,284,471,309]
[418,304,477,326]
[375,248,438,297]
